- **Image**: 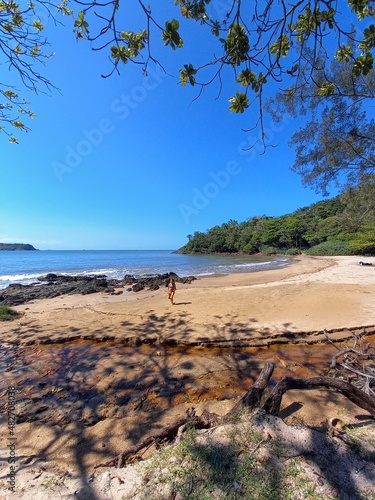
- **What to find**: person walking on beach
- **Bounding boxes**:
[167,278,176,305]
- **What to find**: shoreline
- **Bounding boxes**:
[0,252,292,291]
[2,254,375,348]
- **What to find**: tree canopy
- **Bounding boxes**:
[177,185,375,256]
[2,0,375,143]
[266,47,375,194]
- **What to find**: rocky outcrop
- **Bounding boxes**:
[0,272,196,306]
[125,272,196,293]
[0,243,38,251]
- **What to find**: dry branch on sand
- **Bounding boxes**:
[324,328,375,397]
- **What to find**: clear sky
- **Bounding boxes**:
[1,2,336,250]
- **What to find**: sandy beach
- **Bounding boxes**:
[1,254,375,498]
[2,254,375,347]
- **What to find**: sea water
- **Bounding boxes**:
[0,250,292,289]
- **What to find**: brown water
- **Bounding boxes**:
[1,336,373,426]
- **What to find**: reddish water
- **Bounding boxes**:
[1,336,373,424]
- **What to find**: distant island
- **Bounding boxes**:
[0,243,38,251]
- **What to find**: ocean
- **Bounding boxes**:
[0,250,292,290]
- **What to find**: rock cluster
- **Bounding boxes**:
[0,272,196,306]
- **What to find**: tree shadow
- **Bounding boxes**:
[0,310,373,497]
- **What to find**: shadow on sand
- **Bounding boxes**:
[1,310,374,498]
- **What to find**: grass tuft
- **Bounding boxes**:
[139,417,327,500]
[0,304,21,321]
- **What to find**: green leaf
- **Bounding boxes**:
[224,24,250,66]
[286,64,299,75]
[348,0,370,20]
[211,21,220,37]
[270,34,291,58]
[4,90,18,100]
[228,92,249,113]
[237,70,266,92]
[359,24,375,49]
[74,11,89,37]
[353,52,374,76]
[110,45,129,64]
[162,19,183,50]
[13,120,25,129]
[317,82,335,96]
[179,64,197,86]
[32,20,43,32]
[335,45,353,62]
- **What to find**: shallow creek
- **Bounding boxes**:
[1,337,373,426]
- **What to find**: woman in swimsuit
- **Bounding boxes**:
[167,278,176,305]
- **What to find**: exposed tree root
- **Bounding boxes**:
[262,375,375,416]
[94,408,220,469]
[95,333,375,469]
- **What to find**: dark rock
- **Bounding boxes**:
[149,284,160,291]
[123,275,137,285]
[38,273,59,282]
[132,282,145,292]
[0,271,196,305]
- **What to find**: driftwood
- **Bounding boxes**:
[94,408,219,469]
[262,376,375,416]
[225,361,274,418]
[324,329,375,397]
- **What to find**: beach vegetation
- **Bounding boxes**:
[0,304,21,321]
[2,1,375,147]
[284,248,302,256]
[140,419,327,500]
[178,186,375,256]
[305,240,353,256]
[348,227,375,254]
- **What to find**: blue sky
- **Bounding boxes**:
[1,2,336,250]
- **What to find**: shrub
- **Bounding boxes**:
[259,246,279,255]
[284,248,302,255]
[0,305,21,321]
[306,240,353,256]
[348,228,375,255]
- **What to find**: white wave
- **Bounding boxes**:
[0,273,42,282]
[231,262,273,268]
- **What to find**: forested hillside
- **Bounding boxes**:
[0,243,38,251]
[178,188,375,256]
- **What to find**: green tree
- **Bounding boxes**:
[339,175,375,231]
[267,45,375,195]
[0,0,72,142]
[69,1,375,151]
[206,225,227,253]
[2,1,375,143]
[178,193,375,256]
[277,215,309,250]
[304,216,343,246]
